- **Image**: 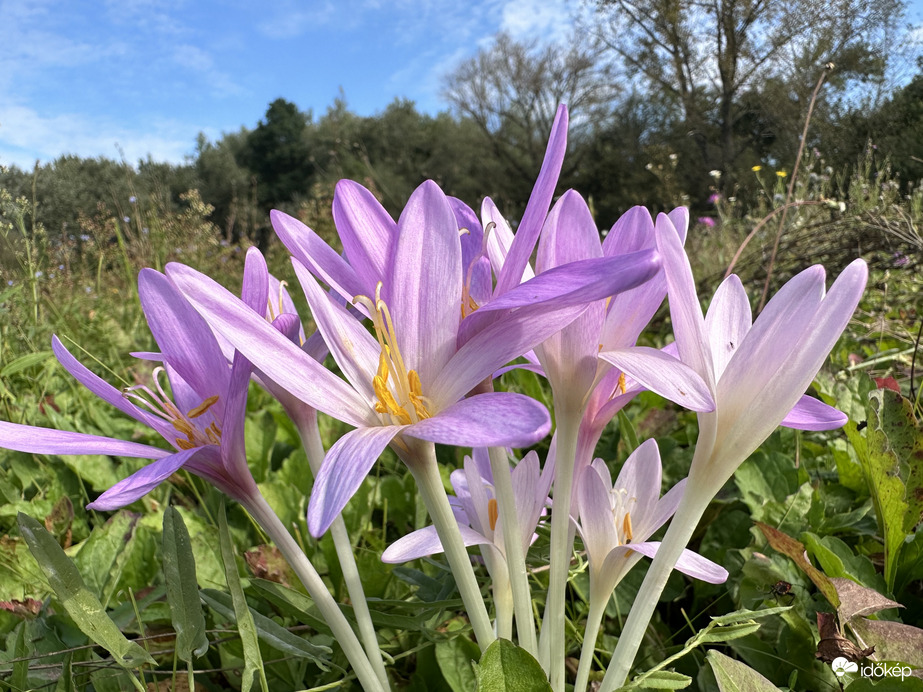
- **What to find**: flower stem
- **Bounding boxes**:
[488,446,538,656]
[299,414,390,688]
[598,486,712,692]
[245,491,386,692]
[574,591,607,692]
[489,552,513,640]
[541,407,581,691]
[408,442,496,650]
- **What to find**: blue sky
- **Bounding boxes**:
[0,0,574,169]
[1,0,920,171]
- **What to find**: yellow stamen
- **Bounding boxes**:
[487,498,499,531]
[618,372,627,395]
[188,395,219,418]
[356,283,432,425]
[622,512,633,543]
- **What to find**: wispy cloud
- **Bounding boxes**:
[0,105,195,169]
[499,0,572,41]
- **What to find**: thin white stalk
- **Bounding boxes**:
[488,551,513,640]
[488,446,538,656]
[541,406,581,692]
[598,486,713,691]
[407,442,496,651]
[573,592,607,692]
[245,491,386,692]
[299,415,390,688]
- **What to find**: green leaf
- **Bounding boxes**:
[17,512,155,669]
[436,635,481,692]
[162,507,209,661]
[709,607,791,626]
[217,502,268,692]
[633,670,692,689]
[696,622,762,644]
[10,622,28,691]
[801,533,885,590]
[475,639,551,692]
[862,388,923,590]
[707,650,782,691]
[0,350,53,377]
[72,510,139,607]
[201,589,332,668]
[617,410,640,454]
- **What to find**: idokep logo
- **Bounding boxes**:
[832,657,859,676]
[831,656,914,681]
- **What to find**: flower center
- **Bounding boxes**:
[610,487,635,546]
[354,282,431,426]
[123,367,222,450]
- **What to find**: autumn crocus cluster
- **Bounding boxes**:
[0,103,868,692]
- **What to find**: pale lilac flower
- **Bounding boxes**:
[169,179,660,537]
[576,440,727,603]
[383,447,553,568]
[602,215,868,496]
[0,269,262,510]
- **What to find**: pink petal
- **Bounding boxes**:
[599,347,715,412]
[407,393,550,448]
[781,395,848,430]
[308,425,403,536]
[382,524,491,563]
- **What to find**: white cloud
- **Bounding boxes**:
[171,44,244,97]
[499,0,572,41]
[0,105,194,169]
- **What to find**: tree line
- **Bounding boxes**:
[1,0,919,251]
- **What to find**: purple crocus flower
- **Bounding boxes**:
[0,269,261,510]
[576,439,728,602]
[382,447,553,567]
[167,180,661,537]
[574,439,726,692]
[600,214,868,492]
[599,216,868,690]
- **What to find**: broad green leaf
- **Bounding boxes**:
[217,503,268,692]
[707,650,782,691]
[863,388,923,590]
[476,639,551,692]
[201,589,332,668]
[17,513,155,669]
[72,510,139,606]
[0,350,53,377]
[436,635,481,692]
[801,533,885,590]
[162,507,209,661]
